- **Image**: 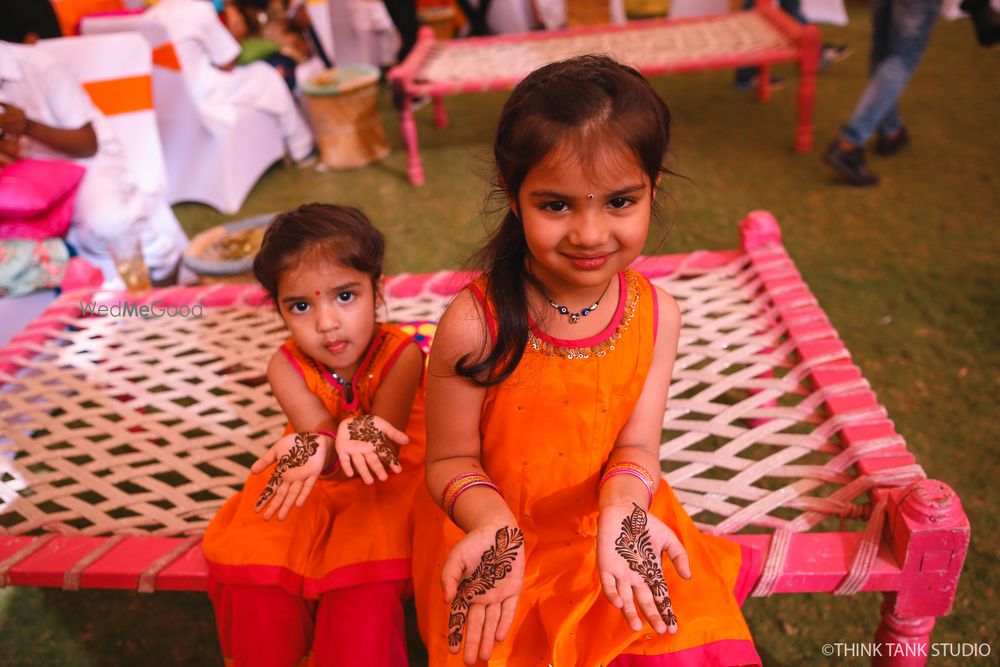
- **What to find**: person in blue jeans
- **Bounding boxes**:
[823,0,942,186]
[733,0,853,91]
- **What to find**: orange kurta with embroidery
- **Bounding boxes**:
[412,271,761,666]
[203,323,426,598]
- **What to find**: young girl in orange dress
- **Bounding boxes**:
[202,204,425,667]
[412,56,762,666]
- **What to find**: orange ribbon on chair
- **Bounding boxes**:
[82,75,153,116]
[151,43,182,71]
[50,0,126,36]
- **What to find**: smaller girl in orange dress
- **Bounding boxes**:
[202,203,426,667]
[412,55,761,666]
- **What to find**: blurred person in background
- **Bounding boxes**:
[223,0,313,90]
[0,0,62,44]
[0,38,187,285]
[823,0,941,186]
[147,0,314,162]
[733,0,852,91]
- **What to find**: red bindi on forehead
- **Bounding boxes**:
[315,291,321,296]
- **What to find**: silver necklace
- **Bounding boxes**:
[542,278,613,324]
[327,368,355,403]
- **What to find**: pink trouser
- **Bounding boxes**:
[209,580,409,667]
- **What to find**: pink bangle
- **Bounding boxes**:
[441,472,502,522]
[600,461,655,507]
[315,429,337,442]
[440,472,482,506]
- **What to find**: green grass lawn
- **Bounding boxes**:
[2,2,998,664]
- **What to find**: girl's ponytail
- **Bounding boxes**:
[455,211,530,386]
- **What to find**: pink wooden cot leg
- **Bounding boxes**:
[874,595,936,667]
[795,25,822,153]
[399,96,425,186]
[872,480,970,667]
[756,64,772,103]
[433,96,449,129]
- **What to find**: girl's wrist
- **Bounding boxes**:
[598,461,656,509]
[472,512,520,535]
[315,430,339,475]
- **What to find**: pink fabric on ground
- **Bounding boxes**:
[60,257,104,291]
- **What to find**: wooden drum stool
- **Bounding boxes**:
[302,66,390,170]
[567,0,611,26]
[418,5,457,40]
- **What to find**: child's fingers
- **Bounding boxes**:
[495,594,519,642]
[338,448,355,478]
[599,570,623,608]
[375,418,410,446]
[350,451,375,484]
[374,445,401,474]
[440,551,466,604]
[633,584,667,635]
[276,480,302,521]
[250,448,276,474]
[362,449,389,482]
[295,475,318,508]
[616,578,643,632]
[662,538,692,580]
[463,604,485,665]
[662,594,679,634]
[262,482,290,521]
[254,475,282,514]
[478,602,502,660]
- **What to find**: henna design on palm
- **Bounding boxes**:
[255,432,320,511]
[615,503,677,628]
[447,526,525,648]
[348,414,400,469]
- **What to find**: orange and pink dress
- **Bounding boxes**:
[203,322,426,599]
[412,271,761,666]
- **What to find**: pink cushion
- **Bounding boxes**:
[0,159,86,240]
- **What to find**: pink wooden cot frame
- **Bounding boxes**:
[0,213,968,665]
[388,3,821,186]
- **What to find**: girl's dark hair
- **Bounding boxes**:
[253,203,385,304]
[456,54,673,386]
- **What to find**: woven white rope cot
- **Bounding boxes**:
[0,213,967,659]
[389,4,821,185]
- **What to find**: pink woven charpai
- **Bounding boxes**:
[0,242,925,595]
[416,13,788,84]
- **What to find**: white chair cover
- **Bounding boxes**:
[35,32,189,277]
[81,14,286,214]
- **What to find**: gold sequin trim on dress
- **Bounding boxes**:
[527,272,640,360]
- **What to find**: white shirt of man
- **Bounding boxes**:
[0,41,126,166]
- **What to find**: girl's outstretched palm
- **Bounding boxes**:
[335,414,408,484]
[251,431,330,521]
[597,502,691,636]
[442,524,526,665]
